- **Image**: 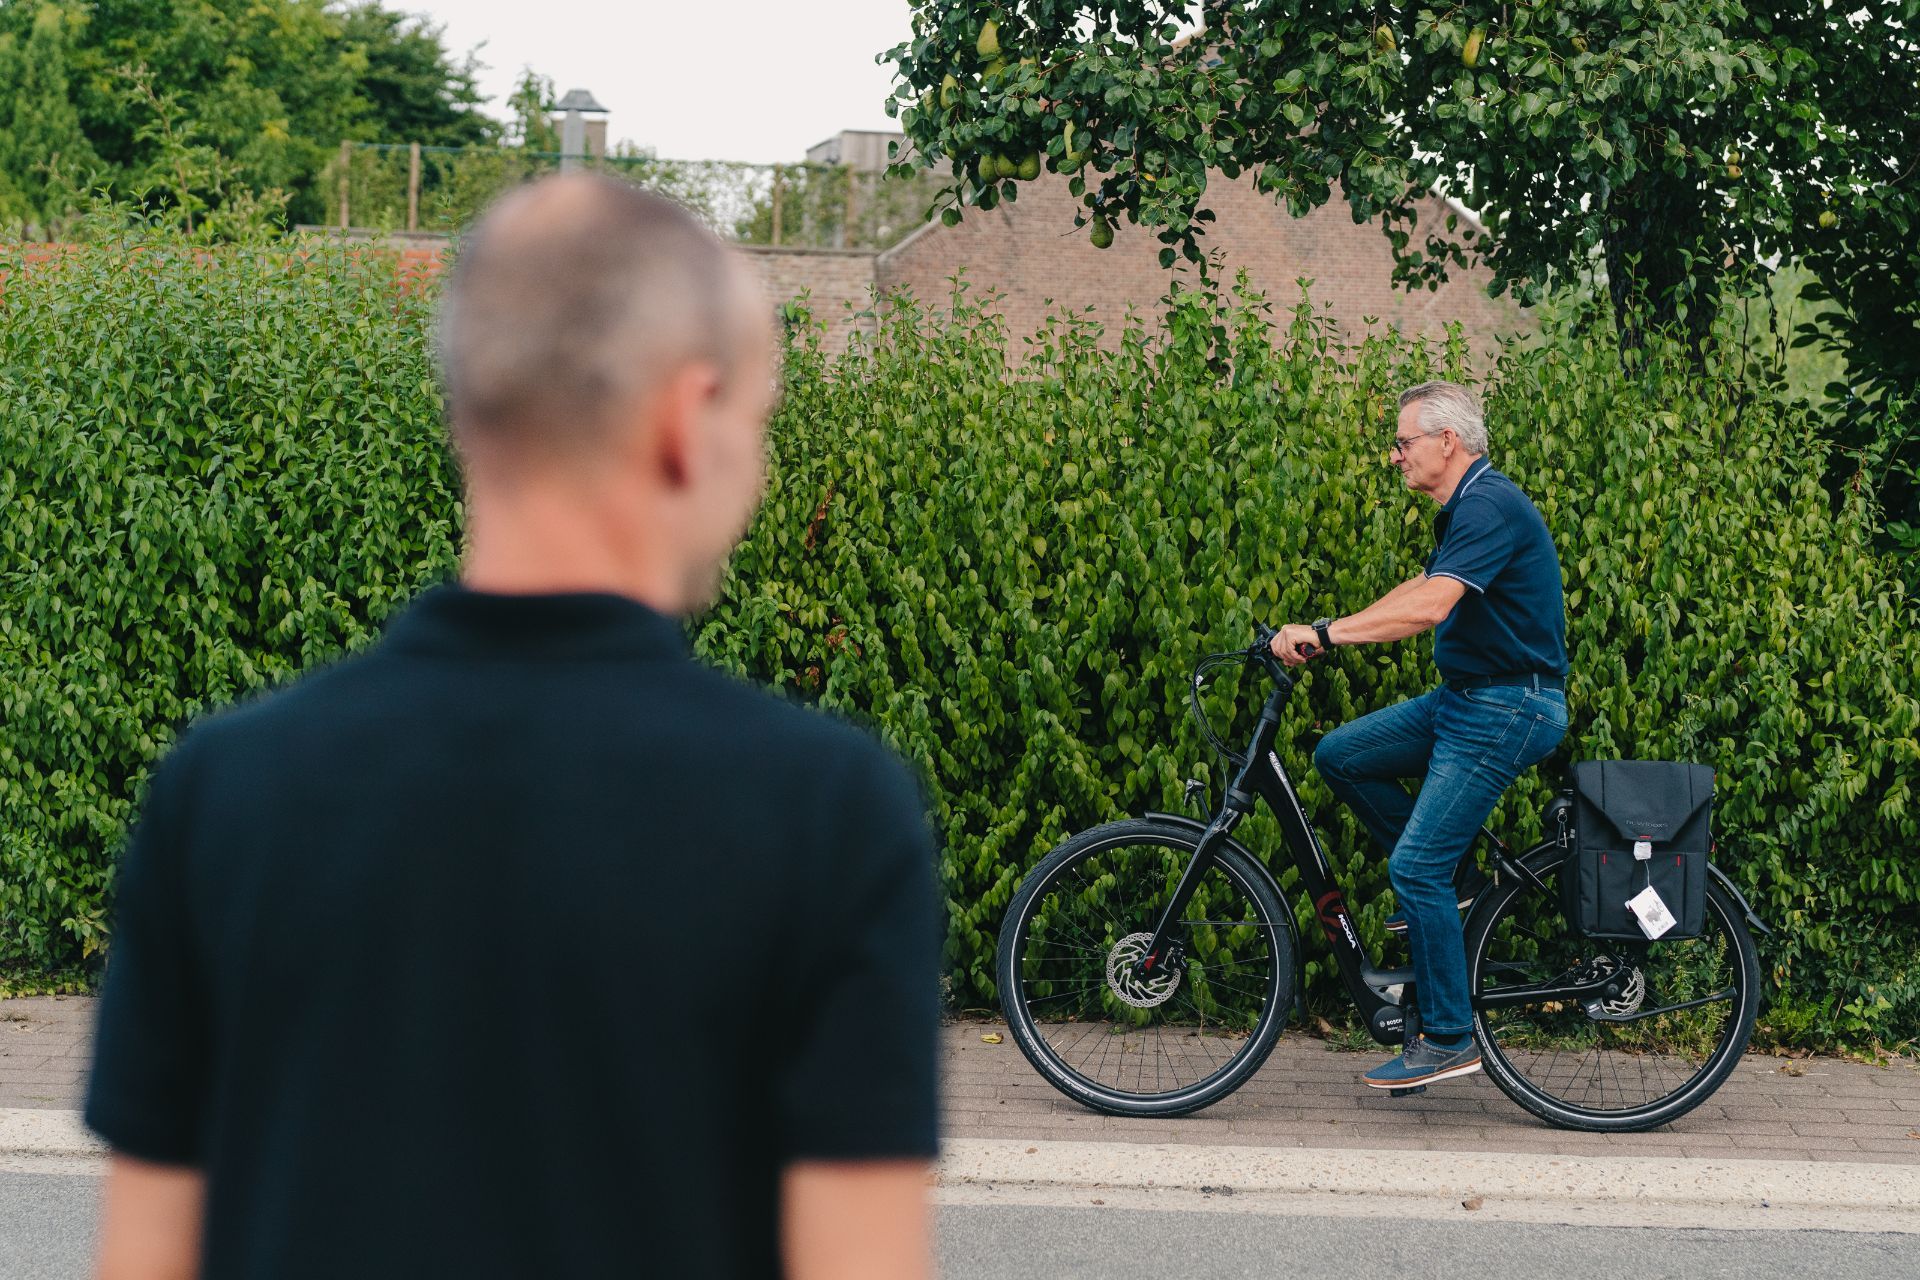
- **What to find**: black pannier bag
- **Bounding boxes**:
[1567,760,1713,940]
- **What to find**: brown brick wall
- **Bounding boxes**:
[3,242,447,297]
[875,173,1527,369]
[739,246,878,352]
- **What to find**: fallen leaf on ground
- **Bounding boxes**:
[1462,1196,1484,1211]
[1025,1147,1037,1154]
[1313,1016,1335,1035]
[981,1033,1003,1044]
[1777,1062,1805,1077]
[1090,1198,1105,1205]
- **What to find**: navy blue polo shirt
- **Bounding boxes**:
[1423,456,1568,682]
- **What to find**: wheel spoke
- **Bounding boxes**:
[1002,827,1293,1114]
[1470,853,1754,1128]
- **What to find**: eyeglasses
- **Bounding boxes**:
[1389,430,1441,455]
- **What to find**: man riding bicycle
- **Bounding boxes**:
[1268,381,1569,1091]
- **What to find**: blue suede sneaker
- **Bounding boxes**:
[1363,1036,1484,1089]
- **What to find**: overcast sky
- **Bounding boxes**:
[394,1,916,162]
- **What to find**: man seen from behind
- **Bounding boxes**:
[86,174,940,1279]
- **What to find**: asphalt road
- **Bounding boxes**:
[936,1200,1920,1279]
[4,1171,1918,1279]
[0,1174,98,1280]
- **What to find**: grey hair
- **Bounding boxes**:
[436,173,750,455]
[1399,381,1488,455]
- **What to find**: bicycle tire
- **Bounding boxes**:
[1466,849,1761,1132]
[997,818,1296,1117]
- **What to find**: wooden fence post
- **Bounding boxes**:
[770,167,784,246]
[338,140,351,230]
[407,142,421,232]
[843,164,857,249]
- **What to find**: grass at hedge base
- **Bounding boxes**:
[3,232,1915,1051]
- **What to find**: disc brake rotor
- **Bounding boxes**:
[1105,931,1182,1009]
[1598,965,1647,1017]
[1578,954,1648,1019]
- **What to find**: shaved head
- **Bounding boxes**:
[437,173,762,459]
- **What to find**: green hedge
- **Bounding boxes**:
[4,232,1917,1048]
[0,235,460,965]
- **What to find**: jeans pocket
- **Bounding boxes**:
[1526,690,1569,730]
[1459,684,1525,712]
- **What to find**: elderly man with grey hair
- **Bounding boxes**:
[1269,380,1569,1091]
[85,174,939,1279]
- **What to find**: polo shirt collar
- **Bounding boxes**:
[382,583,689,662]
[1441,456,1493,512]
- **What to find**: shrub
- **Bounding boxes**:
[3,232,1915,1048]
[0,231,458,964]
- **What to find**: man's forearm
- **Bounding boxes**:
[1371,574,1429,611]
[96,1157,204,1280]
[782,1161,931,1280]
[1325,575,1462,646]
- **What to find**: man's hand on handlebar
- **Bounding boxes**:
[1269,624,1323,667]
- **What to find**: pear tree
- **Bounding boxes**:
[883,0,1920,376]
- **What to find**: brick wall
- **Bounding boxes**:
[739,245,879,351]
[874,172,1528,369]
[3,241,448,297]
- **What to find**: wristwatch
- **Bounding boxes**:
[1312,617,1336,650]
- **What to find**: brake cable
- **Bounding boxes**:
[1189,650,1251,768]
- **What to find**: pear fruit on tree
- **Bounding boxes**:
[1463,27,1486,67]
[977,18,999,60]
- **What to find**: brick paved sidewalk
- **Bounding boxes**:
[0,998,94,1112]
[941,1020,1920,1165]
[9,997,1919,1166]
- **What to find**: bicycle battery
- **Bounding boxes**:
[1566,760,1713,941]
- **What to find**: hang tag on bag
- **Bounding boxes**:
[1626,885,1676,939]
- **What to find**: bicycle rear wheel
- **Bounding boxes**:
[1466,850,1760,1132]
[996,819,1295,1117]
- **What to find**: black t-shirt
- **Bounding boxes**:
[86,586,940,1279]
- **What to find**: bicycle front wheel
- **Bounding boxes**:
[996,819,1296,1117]
[1467,850,1761,1132]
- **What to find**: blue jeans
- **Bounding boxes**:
[1313,683,1569,1043]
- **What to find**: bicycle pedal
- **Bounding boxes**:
[1387,1085,1427,1098]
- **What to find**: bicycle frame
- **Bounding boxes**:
[1136,659,1563,1047]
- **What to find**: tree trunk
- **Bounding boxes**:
[1603,165,1717,361]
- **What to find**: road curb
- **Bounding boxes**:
[937,1137,1920,1220]
[12,1110,1916,1225]
[0,1109,105,1159]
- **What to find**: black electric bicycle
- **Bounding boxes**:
[996,625,1766,1132]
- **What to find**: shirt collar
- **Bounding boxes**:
[1441,456,1493,513]
[381,583,690,662]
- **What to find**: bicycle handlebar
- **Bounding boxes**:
[1249,622,1316,679]
[1190,621,1322,763]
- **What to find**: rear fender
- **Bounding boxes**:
[1495,843,1772,938]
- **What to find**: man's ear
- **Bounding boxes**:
[647,362,721,490]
